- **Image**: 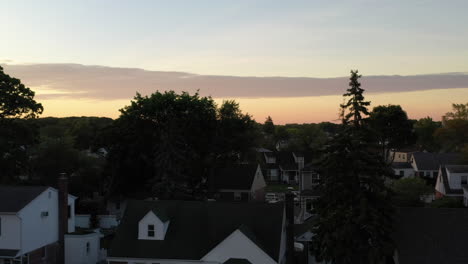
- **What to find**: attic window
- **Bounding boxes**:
[148,224,155,237]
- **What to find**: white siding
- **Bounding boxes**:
[201,229,278,264]
[65,232,100,264]
[448,171,468,190]
[17,188,75,255]
[251,166,267,194]
[0,214,21,250]
[138,211,168,240]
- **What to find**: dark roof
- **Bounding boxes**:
[224,258,253,264]
[412,152,463,171]
[151,209,169,222]
[277,152,298,171]
[302,162,317,172]
[0,186,48,213]
[109,200,284,261]
[391,162,413,169]
[395,207,468,264]
[213,164,259,190]
[446,165,468,173]
[0,249,19,258]
[441,167,464,195]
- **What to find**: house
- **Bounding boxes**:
[434,165,468,199]
[388,149,415,163]
[107,200,288,264]
[213,164,267,202]
[464,185,468,207]
[391,162,414,178]
[394,207,468,263]
[410,152,462,178]
[0,184,76,264]
[262,152,310,184]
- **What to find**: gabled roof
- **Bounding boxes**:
[0,186,49,213]
[391,162,413,169]
[214,164,259,190]
[109,200,284,261]
[446,165,468,173]
[412,152,462,171]
[440,167,464,195]
[394,207,468,264]
[224,258,253,264]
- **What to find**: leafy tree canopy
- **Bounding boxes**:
[391,177,433,207]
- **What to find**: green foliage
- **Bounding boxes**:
[312,70,394,264]
[435,103,468,152]
[391,177,433,207]
[368,104,415,161]
[103,91,258,199]
[430,197,465,208]
[414,117,441,152]
[0,66,43,119]
[263,116,275,135]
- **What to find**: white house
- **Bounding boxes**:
[435,165,468,199]
[0,185,76,264]
[391,162,415,178]
[411,152,461,178]
[107,200,288,264]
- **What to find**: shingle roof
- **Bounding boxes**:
[109,200,284,261]
[446,165,468,173]
[0,249,19,258]
[394,207,468,264]
[224,258,253,264]
[440,167,464,195]
[213,164,258,190]
[0,186,48,213]
[391,162,413,169]
[412,152,462,171]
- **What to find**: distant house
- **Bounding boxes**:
[391,162,415,178]
[434,165,468,199]
[394,207,468,263]
[213,164,267,202]
[0,185,76,263]
[389,149,415,163]
[410,152,462,178]
[107,200,287,264]
[262,151,310,184]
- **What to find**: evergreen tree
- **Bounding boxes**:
[312,70,394,264]
[263,116,275,135]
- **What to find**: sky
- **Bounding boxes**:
[1,0,468,123]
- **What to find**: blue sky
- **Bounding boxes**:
[2,0,468,77]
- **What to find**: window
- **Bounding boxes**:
[41,247,47,259]
[425,171,431,177]
[147,224,155,237]
[234,192,242,201]
[86,242,90,255]
[399,171,404,177]
[461,176,468,185]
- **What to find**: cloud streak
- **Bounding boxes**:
[2,63,468,100]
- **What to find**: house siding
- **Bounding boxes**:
[0,214,21,250]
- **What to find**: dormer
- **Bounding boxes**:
[138,209,170,240]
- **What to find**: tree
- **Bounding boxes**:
[391,177,433,207]
[0,66,43,182]
[312,70,394,264]
[368,105,415,161]
[435,103,468,152]
[414,117,441,152]
[263,116,275,135]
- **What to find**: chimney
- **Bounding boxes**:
[58,173,68,264]
[285,192,295,264]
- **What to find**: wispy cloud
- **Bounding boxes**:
[2,63,468,100]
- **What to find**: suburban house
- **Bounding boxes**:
[391,162,415,178]
[213,164,267,202]
[107,200,289,264]
[262,152,310,184]
[0,184,76,264]
[434,165,468,199]
[410,152,462,178]
[297,164,321,223]
[388,149,415,163]
[394,207,468,263]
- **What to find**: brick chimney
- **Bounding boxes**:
[285,192,295,264]
[58,173,68,264]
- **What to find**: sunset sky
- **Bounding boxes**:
[1,0,468,123]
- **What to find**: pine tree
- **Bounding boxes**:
[312,70,394,264]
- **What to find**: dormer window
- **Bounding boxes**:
[148,224,155,237]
